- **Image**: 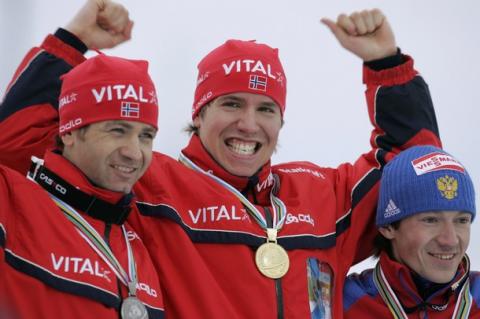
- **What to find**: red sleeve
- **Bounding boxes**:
[336,55,441,268]
[0,35,85,175]
[0,168,7,249]
[0,165,20,250]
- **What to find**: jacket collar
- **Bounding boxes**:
[37,150,134,223]
[181,134,274,205]
[378,251,470,310]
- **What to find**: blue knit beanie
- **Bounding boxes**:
[376,145,476,226]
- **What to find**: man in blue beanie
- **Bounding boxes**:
[344,145,479,318]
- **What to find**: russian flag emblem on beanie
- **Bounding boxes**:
[376,145,476,227]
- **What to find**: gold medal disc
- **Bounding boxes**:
[255,242,290,279]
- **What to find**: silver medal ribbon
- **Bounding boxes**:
[49,195,149,318]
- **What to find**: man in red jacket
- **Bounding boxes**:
[0,1,442,318]
[344,145,479,318]
[129,10,442,318]
[0,5,164,319]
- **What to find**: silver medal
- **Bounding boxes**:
[121,296,149,319]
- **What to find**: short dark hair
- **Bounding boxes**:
[184,123,198,135]
[184,103,210,136]
[55,125,90,150]
[55,135,63,149]
[373,221,400,259]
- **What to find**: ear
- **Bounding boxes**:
[61,132,75,147]
[193,116,201,128]
[378,225,397,240]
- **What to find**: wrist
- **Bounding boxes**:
[54,28,88,54]
[364,48,403,71]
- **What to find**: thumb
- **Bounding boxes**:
[106,33,131,48]
[123,20,134,40]
[320,18,349,44]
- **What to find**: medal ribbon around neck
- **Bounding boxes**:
[178,153,287,233]
[372,261,472,319]
[49,194,139,297]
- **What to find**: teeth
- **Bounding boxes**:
[431,254,454,260]
[113,165,135,173]
[227,139,257,155]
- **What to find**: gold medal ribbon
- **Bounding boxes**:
[179,153,290,278]
[179,153,287,232]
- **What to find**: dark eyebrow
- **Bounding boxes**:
[105,121,134,129]
[105,121,157,134]
[260,102,278,108]
[142,127,158,135]
[218,95,244,103]
[219,95,279,108]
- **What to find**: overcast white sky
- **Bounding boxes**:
[1,0,479,273]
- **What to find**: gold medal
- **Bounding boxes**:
[178,155,291,279]
[255,242,290,279]
[255,228,290,279]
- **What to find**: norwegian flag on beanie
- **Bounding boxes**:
[192,39,287,119]
[59,54,158,135]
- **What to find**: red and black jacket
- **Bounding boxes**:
[0,151,164,318]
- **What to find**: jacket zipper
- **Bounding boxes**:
[264,207,284,319]
[247,175,284,319]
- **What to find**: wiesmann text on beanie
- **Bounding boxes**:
[192,39,287,119]
[58,54,158,135]
[376,145,476,226]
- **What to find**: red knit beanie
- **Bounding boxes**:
[59,54,158,134]
[192,39,286,119]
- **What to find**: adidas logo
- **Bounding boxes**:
[384,199,401,218]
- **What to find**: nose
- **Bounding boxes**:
[436,221,459,248]
[236,107,259,133]
[119,136,143,162]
